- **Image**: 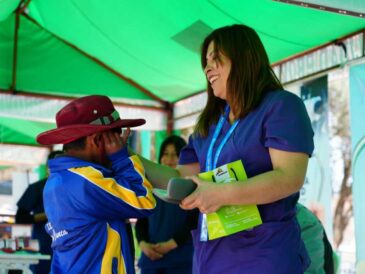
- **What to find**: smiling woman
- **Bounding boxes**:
[138,24,314,274]
[204,42,231,101]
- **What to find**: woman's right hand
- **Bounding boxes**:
[140,241,163,261]
[180,176,224,214]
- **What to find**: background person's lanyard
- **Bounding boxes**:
[200,104,239,241]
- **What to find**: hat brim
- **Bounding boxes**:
[152,188,181,204]
[37,119,145,145]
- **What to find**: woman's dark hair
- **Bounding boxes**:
[158,135,187,164]
[195,24,283,137]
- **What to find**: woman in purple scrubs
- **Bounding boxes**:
[140,24,314,274]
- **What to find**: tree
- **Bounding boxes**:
[328,69,352,248]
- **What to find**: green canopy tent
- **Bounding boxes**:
[0,116,54,146]
[1,1,365,269]
[1,0,365,146]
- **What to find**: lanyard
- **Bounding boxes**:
[205,104,239,172]
[201,104,239,241]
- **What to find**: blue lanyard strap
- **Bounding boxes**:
[201,104,239,241]
[205,104,239,171]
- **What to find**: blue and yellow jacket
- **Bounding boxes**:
[44,147,156,274]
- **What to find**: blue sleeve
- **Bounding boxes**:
[179,135,199,165]
[263,92,314,156]
[68,147,156,220]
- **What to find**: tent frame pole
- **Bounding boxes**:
[273,0,365,18]
[21,13,167,105]
[10,0,33,93]
[272,28,365,66]
[0,88,165,112]
[18,0,33,14]
[165,102,174,135]
[10,9,21,93]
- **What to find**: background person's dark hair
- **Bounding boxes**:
[195,24,283,137]
[158,135,187,164]
[63,137,87,151]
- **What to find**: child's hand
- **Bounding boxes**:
[103,128,130,154]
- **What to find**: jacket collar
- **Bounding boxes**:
[48,156,111,175]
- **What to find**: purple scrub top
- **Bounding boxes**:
[179,90,314,274]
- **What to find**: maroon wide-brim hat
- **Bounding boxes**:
[37,95,145,145]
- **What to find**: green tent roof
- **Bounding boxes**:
[0,116,54,145]
[0,0,364,145]
[1,0,365,102]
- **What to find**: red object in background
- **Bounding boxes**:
[1,247,15,253]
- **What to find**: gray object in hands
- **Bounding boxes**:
[153,178,197,204]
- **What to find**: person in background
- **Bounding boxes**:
[296,203,335,274]
[16,150,62,274]
[135,24,314,273]
[36,95,156,274]
[135,135,198,274]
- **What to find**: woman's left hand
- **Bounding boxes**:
[180,176,224,214]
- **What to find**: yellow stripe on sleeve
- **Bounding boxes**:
[129,155,153,189]
[69,156,155,210]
